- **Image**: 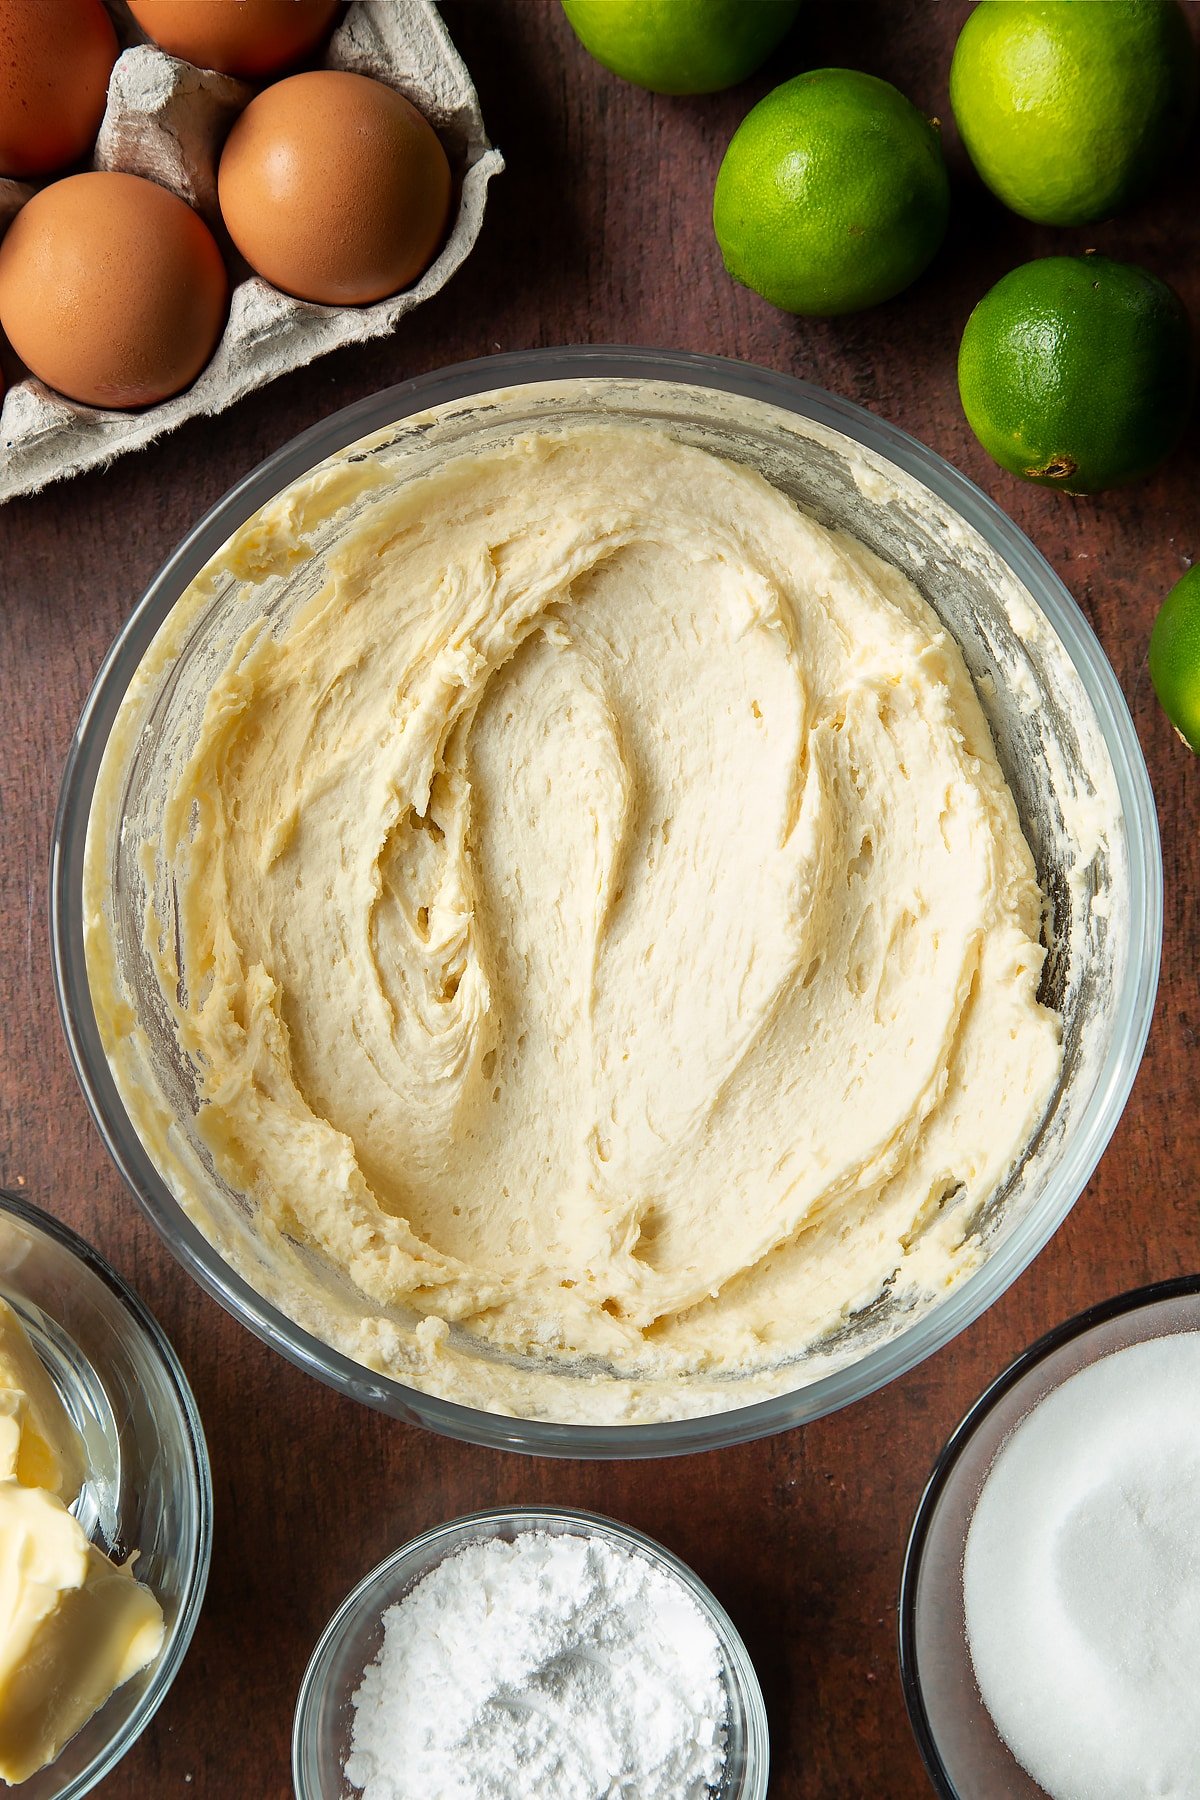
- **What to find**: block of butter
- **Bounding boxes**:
[0,1295,164,1784]
[0,1480,165,1784]
[0,1299,84,1503]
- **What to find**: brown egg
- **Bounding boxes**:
[0,0,118,178]
[126,0,340,80]
[0,173,228,409]
[218,70,451,306]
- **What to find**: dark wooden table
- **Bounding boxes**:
[3,3,1198,1794]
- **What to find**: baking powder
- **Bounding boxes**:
[344,1528,729,1799]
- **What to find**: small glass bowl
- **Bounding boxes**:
[293,1505,770,1800]
[899,1276,1200,1798]
[0,1187,212,1800]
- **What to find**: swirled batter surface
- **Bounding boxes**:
[124,426,1063,1411]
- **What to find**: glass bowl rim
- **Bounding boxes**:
[50,343,1163,1459]
[0,1185,213,1800]
[897,1271,1200,1798]
[290,1501,770,1800]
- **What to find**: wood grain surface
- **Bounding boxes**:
[2,3,1198,1795]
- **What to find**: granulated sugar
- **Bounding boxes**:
[345,1528,729,1800]
[963,1331,1200,1800]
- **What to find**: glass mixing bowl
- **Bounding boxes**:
[292,1506,769,1800]
[899,1277,1200,1798]
[51,347,1161,1456]
[0,1187,211,1799]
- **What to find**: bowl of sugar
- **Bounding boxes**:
[900,1275,1200,1799]
[293,1506,768,1800]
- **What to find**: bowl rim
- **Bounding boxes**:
[897,1272,1200,1797]
[50,344,1163,1459]
[0,1185,213,1800]
[290,1502,770,1800]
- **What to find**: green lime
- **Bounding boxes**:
[958,255,1194,494]
[950,0,1197,227]
[712,68,949,316]
[560,0,800,95]
[1150,565,1200,751]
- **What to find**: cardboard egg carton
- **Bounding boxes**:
[0,1,503,504]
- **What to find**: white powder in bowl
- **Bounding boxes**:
[344,1528,730,1800]
[963,1331,1200,1800]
